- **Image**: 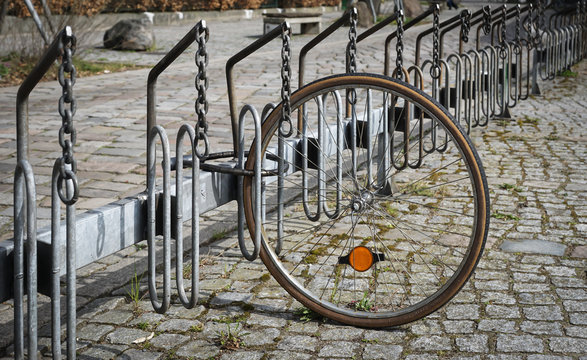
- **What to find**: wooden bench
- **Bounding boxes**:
[263,12,322,35]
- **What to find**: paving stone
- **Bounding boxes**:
[445,304,480,320]
[361,329,406,344]
[362,344,403,359]
[549,337,587,353]
[90,310,134,325]
[77,323,114,341]
[500,239,567,256]
[209,292,253,307]
[486,355,523,360]
[106,328,151,345]
[242,327,280,346]
[267,351,313,360]
[485,305,520,319]
[175,340,219,359]
[521,321,564,335]
[410,320,442,335]
[527,356,572,360]
[156,319,203,332]
[410,335,452,351]
[496,334,544,353]
[317,341,359,357]
[149,333,190,349]
[571,245,587,258]
[564,325,587,338]
[287,321,320,334]
[455,334,489,353]
[519,293,557,305]
[276,335,318,351]
[443,320,475,334]
[523,305,564,321]
[119,349,163,360]
[246,313,288,328]
[320,327,364,340]
[78,344,127,359]
[219,351,264,360]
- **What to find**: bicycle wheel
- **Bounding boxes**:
[243,74,489,328]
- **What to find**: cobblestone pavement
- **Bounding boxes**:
[0,2,586,359]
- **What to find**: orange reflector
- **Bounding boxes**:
[348,246,374,272]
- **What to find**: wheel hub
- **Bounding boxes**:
[351,190,374,212]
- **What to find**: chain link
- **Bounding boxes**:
[57,29,79,205]
[515,4,521,44]
[483,6,491,35]
[460,10,471,43]
[501,6,507,46]
[348,9,358,74]
[280,23,293,138]
[395,10,404,80]
[194,23,210,159]
[536,0,544,47]
[431,6,441,79]
[527,3,534,49]
[499,6,508,59]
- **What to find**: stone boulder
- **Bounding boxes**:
[103,19,154,51]
[403,0,424,18]
[354,1,373,28]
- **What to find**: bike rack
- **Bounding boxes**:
[2,1,586,357]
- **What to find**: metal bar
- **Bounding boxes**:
[13,160,37,360]
[147,21,206,183]
[147,125,171,314]
[299,10,352,89]
[226,22,291,155]
[39,0,55,34]
[175,124,199,308]
[17,28,67,163]
[22,0,50,45]
[237,105,262,261]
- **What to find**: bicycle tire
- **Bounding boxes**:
[243,73,489,328]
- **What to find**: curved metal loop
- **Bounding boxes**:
[237,105,262,261]
[13,159,38,360]
[261,103,278,122]
[320,90,343,219]
[175,124,200,309]
[406,65,425,169]
[194,131,210,160]
[57,169,79,205]
[147,125,172,314]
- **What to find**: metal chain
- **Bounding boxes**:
[280,23,293,138]
[431,5,441,79]
[538,0,544,33]
[501,5,507,46]
[499,5,508,59]
[515,4,521,44]
[536,0,544,47]
[57,30,79,205]
[195,23,210,159]
[348,9,358,74]
[395,9,404,80]
[483,6,492,35]
[460,10,471,43]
